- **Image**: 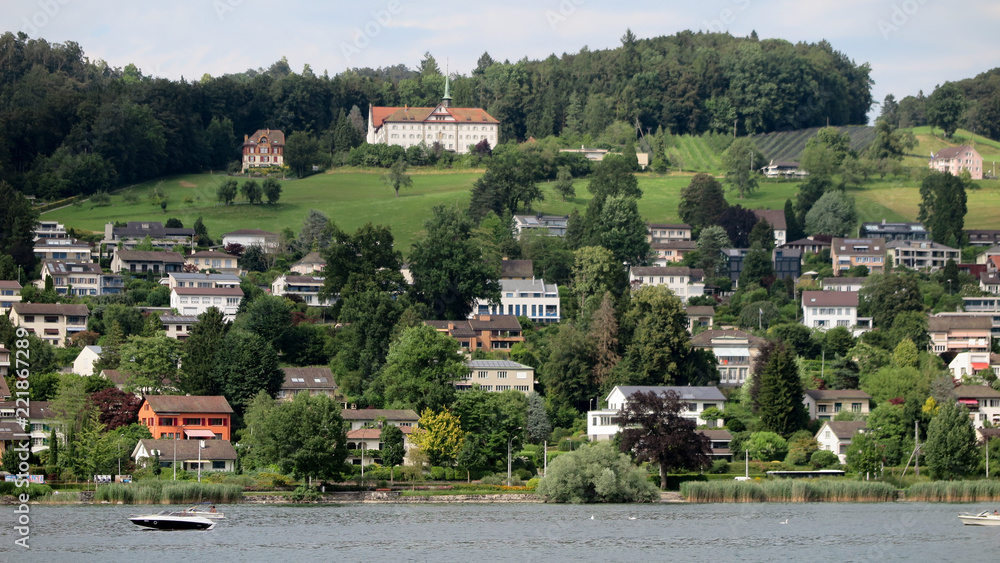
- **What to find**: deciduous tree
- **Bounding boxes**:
[617,390,711,488]
[537,441,658,502]
[678,173,729,230]
[369,325,465,412]
[408,408,465,466]
[381,159,413,197]
[722,137,764,198]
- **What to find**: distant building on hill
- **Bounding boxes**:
[929,145,983,179]
[242,129,284,171]
[366,78,498,154]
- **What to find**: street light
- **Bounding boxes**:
[361,443,366,481]
[507,427,522,487]
[197,440,205,483]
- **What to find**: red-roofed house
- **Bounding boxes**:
[242,129,285,171]
[366,82,498,153]
[929,145,983,179]
[138,395,234,441]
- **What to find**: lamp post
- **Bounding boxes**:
[361,443,366,480]
[197,440,205,483]
[507,427,522,487]
[173,432,177,481]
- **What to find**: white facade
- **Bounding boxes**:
[167,273,241,290]
[956,385,1000,428]
[367,102,499,154]
[459,360,535,394]
[801,291,871,336]
[271,275,335,307]
[815,421,867,464]
[628,267,705,299]
[73,345,102,376]
[472,279,560,323]
[587,385,726,441]
[170,287,243,322]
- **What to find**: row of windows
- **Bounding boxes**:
[817,403,864,413]
[245,156,277,162]
[178,297,240,305]
[149,417,228,427]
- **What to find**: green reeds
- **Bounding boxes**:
[906,480,1000,502]
[94,481,243,504]
[680,479,897,502]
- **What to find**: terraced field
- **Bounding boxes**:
[753,125,876,162]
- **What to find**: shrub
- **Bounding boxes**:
[290,485,321,502]
[810,450,840,469]
[536,441,659,503]
[709,459,731,474]
[480,473,504,486]
[430,466,446,481]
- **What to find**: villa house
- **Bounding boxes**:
[9,303,89,347]
[0,400,62,452]
[278,366,341,403]
[980,271,1000,294]
[425,314,524,353]
[346,426,415,466]
[366,86,499,153]
[803,389,872,421]
[185,251,240,275]
[72,345,102,375]
[690,329,765,386]
[133,439,237,473]
[927,315,992,354]
[685,305,715,332]
[160,315,198,341]
[513,215,570,237]
[242,129,285,171]
[291,252,326,275]
[801,291,869,334]
[861,220,928,242]
[271,275,334,307]
[628,266,705,299]
[169,287,243,322]
[954,385,1000,428]
[0,281,22,314]
[166,272,241,290]
[471,278,560,323]
[111,250,185,276]
[651,241,697,266]
[752,209,788,247]
[39,261,123,296]
[949,351,997,379]
[587,385,727,441]
[929,145,983,179]
[102,221,195,255]
[459,360,535,394]
[138,395,234,441]
[822,277,866,293]
[341,408,420,432]
[221,229,279,250]
[815,420,867,463]
[780,237,831,257]
[34,220,68,241]
[646,223,692,243]
[830,238,886,275]
[33,238,93,263]
[699,429,734,461]
[886,240,960,272]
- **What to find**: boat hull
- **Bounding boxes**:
[129,515,215,530]
[958,514,1000,526]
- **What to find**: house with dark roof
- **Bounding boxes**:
[102,221,195,254]
[111,249,185,275]
[628,266,705,299]
[690,329,765,386]
[685,305,715,332]
[722,248,800,286]
[803,389,872,420]
[279,366,341,403]
[425,314,524,352]
[929,145,982,179]
[513,214,569,237]
[815,420,867,463]
[133,438,238,473]
[966,230,1000,247]
[472,279,560,323]
[752,209,788,247]
[33,238,93,262]
[831,237,886,275]
[185,250,240,275]
[587,385,727,441]
[366,84,499,154]
[780,237,831,257]
[801,291,871,335]
[0,400,61,452]
[981,271,1000,294]
[500,259,533,280]
[646,223,692,243]
[242,128,285,171]
[345,425,416,466]
[954,385,1000,428]
[861,220,928,242]
[291,251,326,275]
[699,429,734,460]
[272,274,333,307]
[651,240,697,266]
[886,239,960,272]
[928,314,992,354]
[39,261,123,296]
[138,395,234,441]
[9,303,89,347]
[461,360,535,394]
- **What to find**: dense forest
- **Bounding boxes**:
[887,67,1000,140]
[0,29,876,198]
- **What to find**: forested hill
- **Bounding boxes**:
[0,30,873,199]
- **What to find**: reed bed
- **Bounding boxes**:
[905,480,1000,502]
[94,482,243,504]
[680,479,898,503]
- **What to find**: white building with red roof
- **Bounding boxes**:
[366,81,498,153]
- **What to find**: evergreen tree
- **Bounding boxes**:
[678,173,729,231]
[749,218,774,251]
[623,138,639,171]
[554,165,575,201]
[379,424,406,468]
[924,399,978,479]
[783,199,804,242]
[756,343,807,437]
[918,171,967,245]
[695,225,732,278]
[180,307,229,395]
[525,392,552,444]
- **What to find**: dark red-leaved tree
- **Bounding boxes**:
[618,390,711,489]
[90,388,142,430]
[223,242,245,257]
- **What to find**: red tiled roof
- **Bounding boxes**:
[242,129,285,146]
[372,105,498,128]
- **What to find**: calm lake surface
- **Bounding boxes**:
[4,501,997,562]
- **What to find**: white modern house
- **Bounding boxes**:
[458,360,535,394]
[587,385,726,441]
[815,420,867,463]
[221,229,279,250]
[471,278,560,323]
[955,385,1000,428]
[801,291,871,336]
[949,351,999,379]
[73,345,102,376]
[821,277,866,293]
[628,267,705,299]
[169,287,243,322]
[803,389,872,421]
[271,275,335,307]
[166,272,241,290]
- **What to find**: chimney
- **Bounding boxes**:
[244,134,248,141]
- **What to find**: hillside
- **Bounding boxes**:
[752,126,876,162]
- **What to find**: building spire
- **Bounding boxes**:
[442,60,451,107]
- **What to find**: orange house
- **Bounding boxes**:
[138,396,234,441]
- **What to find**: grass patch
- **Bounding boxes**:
[905,480,1000,502]
[680,479,897,502]
[94,481,243,504]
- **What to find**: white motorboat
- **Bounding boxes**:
[177,504,225,519]
[958,511,1000,526]
[129,511,216,530]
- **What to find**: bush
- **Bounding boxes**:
[810,450,840,469]
[290,485,321,502]
[709,459,731,474]
[536,441,659,503]
[430,466,446,481]
[480,473,504,486]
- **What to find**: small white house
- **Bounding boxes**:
[815,420,867,463]
[801,291,871,336]
[587,385,726,441]
[471,278,560,323]
[955,385,1000,429]
[628,267,705,299]
[73,345,102,376]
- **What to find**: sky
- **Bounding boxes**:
[6,0,1000,120]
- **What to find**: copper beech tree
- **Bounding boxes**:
[617,390,711,489]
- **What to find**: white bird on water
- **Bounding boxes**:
[590,515,594,520]
[628,516,637,520]
[779,519,789,525]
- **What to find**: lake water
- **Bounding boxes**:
[4,501,997,562]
